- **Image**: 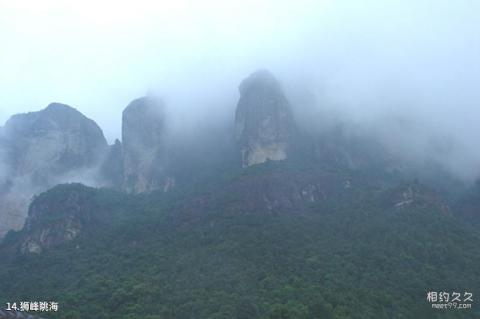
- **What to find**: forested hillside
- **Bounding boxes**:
[1,161,479,319]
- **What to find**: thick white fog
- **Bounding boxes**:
[1,0,480,179]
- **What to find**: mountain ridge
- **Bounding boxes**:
[1,70,480,318]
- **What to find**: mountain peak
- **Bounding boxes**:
[239,69,282,96]
[0,104,108,238]
[235,70,295,167]
[45,102,76,111]
[122,96,170,193]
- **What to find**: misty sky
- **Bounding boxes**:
[1,0,480,178]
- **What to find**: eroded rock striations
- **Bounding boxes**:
[234,70,295,167]
[0,103,108,238]
[122,96,172,193]
[18,184,97,254]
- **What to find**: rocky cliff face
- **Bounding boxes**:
[0,103,108,238]
[235,70,295,167]
[122,97,171,193]
[3,103,107,179]
[100,138,124,189]
[15,183,96,254]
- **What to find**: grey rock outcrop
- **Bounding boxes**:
[234,70,295,167]
[17,183,96,254]
[3,103,107,178]
[384,181,450,214]
[100,138,124,188]
[0,103,108,238]
[122,97,170,193]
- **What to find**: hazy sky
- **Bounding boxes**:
[0,0,330,139]
[1,0,480,179]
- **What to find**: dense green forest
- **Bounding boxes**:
[0,161,479,319]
